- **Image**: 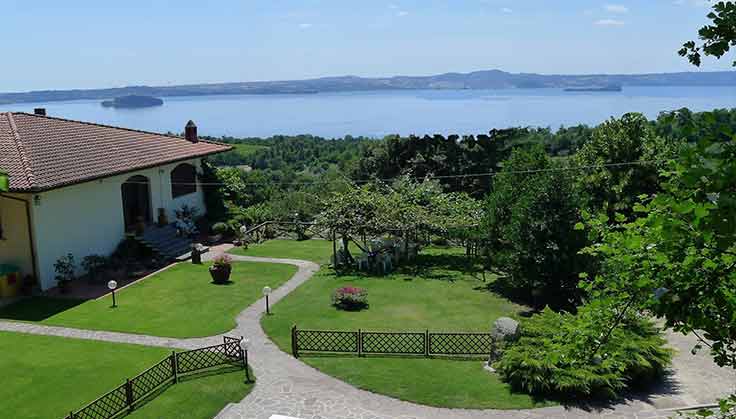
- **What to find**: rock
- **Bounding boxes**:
[483,361,496,374]
[491,317,520,343]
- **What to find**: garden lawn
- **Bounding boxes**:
[0,261,296,338]
[229,239,334,264]
[262,249,553,409]
[0,332,253,419]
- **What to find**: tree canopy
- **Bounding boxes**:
[680,1,736,66]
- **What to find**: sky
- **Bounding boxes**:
[0,0,730,92]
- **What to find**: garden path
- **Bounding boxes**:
[0,250,732,419]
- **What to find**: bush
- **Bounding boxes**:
[211,222,230,236]
[54,254,76,285]
[496,305,672,400]
[81,255,109,281]
[331,286,368,311]
[212,253,233,268]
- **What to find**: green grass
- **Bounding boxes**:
[0,261,296,338]
[261,249,552,409]
[230,143,268,156]
[128,369,253,419]
[229,239,334,264]
[0,332,253,419]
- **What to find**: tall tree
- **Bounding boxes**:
[574,113,678,216]
[484,146,588,310]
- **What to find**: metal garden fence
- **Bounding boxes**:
[291,326,493,359]
[63,336,250,419]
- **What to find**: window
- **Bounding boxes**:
[171,163,197,198]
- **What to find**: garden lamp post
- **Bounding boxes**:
[239,337,252,383]
[107,280,118,308]
[262,286,272,315]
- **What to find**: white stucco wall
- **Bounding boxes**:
[0,193,34,278]
[31,158,206,290]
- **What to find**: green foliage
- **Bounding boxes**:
[211,222,230,235]
[581,123,736,369]
[483,145,588,309]
[199,159,228,221]
[331,286,368,311]
[53,253,76,284]
[574,113,678,215]
[679,1,736,67]
[81,255,109,280]
[680,394,736,418]
[0,170,8,192]
[496,304,672,400]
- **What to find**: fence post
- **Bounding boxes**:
[291,325,299,358]
[171,351,178,384]
[357,329,363,357]
[425,330,430,358]
[241,347,253,383]
[125,378,134,413]
[68,411,75,419]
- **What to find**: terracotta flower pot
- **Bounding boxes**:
[209,265,232,284]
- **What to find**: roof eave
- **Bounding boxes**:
[8,145,232,194]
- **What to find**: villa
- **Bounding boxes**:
[0,109,230,291]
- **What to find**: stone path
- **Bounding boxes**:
[1,254,733,419]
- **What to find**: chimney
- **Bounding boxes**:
[34,108,46,116]
[185,120,198,143]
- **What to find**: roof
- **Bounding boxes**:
[0,112,231,192]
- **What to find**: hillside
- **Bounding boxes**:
[2,69,736,105]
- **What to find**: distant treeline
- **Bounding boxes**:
[205,107,736,197]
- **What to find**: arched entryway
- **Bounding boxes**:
[121,175,152,231]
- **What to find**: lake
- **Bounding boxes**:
[3,86,736,138]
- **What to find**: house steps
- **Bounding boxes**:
[128,224,208,261]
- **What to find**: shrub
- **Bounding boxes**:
[496,305,672,400]
[54,254,76,285]
[331,286,368,311]
[81,255,109,281]
[211,222,230,236]
[431,236,449,246]
[212,253,233,268]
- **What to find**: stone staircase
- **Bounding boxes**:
[131,224,206,261]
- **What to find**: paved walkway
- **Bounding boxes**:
[1,254,733,419]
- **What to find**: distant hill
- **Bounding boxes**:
[2,69,736,105]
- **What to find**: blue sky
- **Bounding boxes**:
[0,0,728,91]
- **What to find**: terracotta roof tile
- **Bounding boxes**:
[0,112,231,192]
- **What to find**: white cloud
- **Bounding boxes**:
[595,18,625,25]
[501,7,513,13]
[604,4,629,13]
[298,23,313,29]
[388,3,399,9]
[396,10,409,17]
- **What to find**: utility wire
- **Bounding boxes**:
[120,159,670,186]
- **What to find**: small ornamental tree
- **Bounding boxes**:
[316,184,389,263]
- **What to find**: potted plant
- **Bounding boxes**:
[54,253,76,293]
[209,253,233,284]
[331,286,368,311]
